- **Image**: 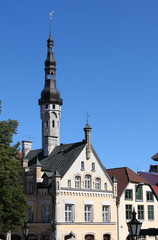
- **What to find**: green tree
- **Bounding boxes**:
[0,119,27,232]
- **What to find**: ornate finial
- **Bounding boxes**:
[49,11,55,37]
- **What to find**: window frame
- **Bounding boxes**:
[125,189,133,200]
[75,176,81,189]
[85,205,93,222]
[41,205,51,223]
[125,204,132,220]
[148,205,154,220]
[146,191,154,202]
[137,205,144,220]
[65,204,74,222]
[85,175,91,189]
[95,178,101,190]
[102,205,110,222]
[135,185,143,201]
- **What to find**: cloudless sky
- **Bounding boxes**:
[1,0,158,172]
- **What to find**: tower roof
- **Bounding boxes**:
[39,14,62,106]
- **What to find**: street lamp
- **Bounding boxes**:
[22,222,30,240]
[127,209,142,239]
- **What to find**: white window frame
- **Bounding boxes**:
[138,205,144,220]
[148,205,154,220]
[95,178,101,190]
[85,205,93,222]
[102,205,110,222]
[85,175,91,189]
[125,204,132,220]
[75,176,81,188]
[65,204,74,222]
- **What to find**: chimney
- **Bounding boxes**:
[84,123,92,160]
[22,141,32,158]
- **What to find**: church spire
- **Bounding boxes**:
[39,12,63,156]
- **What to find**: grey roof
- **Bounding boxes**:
[25,141,86,177]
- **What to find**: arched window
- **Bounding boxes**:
[43,233,51,240]
[85,175,91,189]
[85,234,94,240]
[75,176,81,188]
[103,234,110,240]
[28,234,38,240]
[95,178,101,190]
[11,234,21,240]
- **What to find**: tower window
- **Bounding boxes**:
[45,104,48,109]
[53,104,55,109]
[52,120,55,128]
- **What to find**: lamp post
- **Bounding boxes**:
[127,209,142,240]
[22,222,30,240]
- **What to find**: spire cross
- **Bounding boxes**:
[49,11,55,36]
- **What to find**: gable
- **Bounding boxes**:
[61,145,113,191]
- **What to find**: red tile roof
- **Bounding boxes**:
[107,167,150,197]
[152,185,158,196]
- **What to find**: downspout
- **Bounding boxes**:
[116,197,120,240]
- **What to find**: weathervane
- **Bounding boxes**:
[49,11,55,36]
[86,112,90,123]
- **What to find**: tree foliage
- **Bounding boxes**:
[0,119,27,232]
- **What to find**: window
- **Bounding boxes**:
[125,204,132,219]
[53,104,55,109]
[146,191,154,201]
[85,235,94,240]
[125,189,133,200]
[92,162,95,171]
[102,205,110,222]
[75,176,81,188]
[85,205,93,222]
[148,205,154,220]
[68,180,71,188]
[136,186,143,201]
[52,120,55,128]
[81,161,85,170]
[103,234,110,240]
[65,205,74,222]
[27,181,33,194]
[27,201,34,222]
[95,178,101,190]
[104,183,107,191]
[41,205,50,222]
[85,175,91,189]
[138,205,144,220]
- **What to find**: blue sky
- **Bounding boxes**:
[1,0,158,172]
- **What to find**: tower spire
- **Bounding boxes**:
[39,13,63,156]
[49,11,55,38]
